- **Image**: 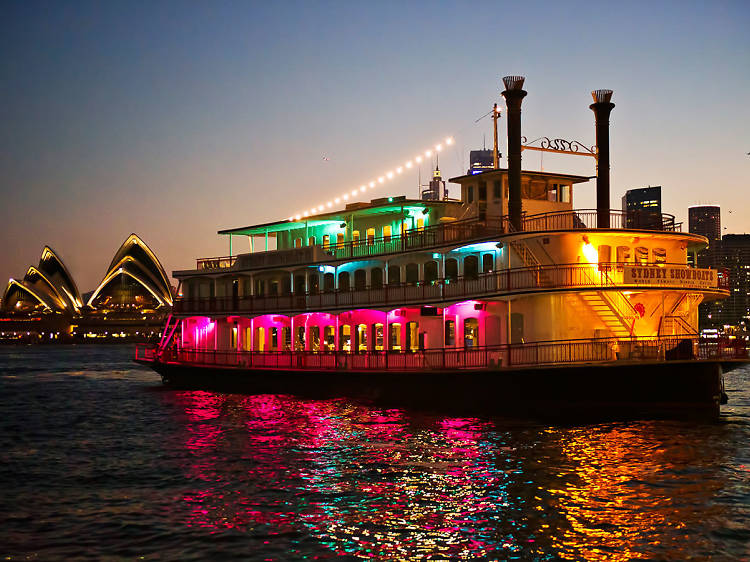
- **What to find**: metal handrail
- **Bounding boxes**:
[173,263,725,316]
[135,336,748,370]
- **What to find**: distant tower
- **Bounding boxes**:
[689,206,721,242]
[422,157,447,200]
[622,186,662,229]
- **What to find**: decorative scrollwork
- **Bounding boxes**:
[521,136,596,155]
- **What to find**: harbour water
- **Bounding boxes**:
[1,345,748,560]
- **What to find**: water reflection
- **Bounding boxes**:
[165,392,747,560]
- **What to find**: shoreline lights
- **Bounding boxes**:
[288,137,454,221]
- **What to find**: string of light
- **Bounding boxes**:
[287,136,454,221]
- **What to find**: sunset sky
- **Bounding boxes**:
[1,1,748,291]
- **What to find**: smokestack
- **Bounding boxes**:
[590,89,615,229]
[502,76,527,231]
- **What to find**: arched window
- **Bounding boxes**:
[339,324,351,352]
[635,246,649,264]
[282,276,292,295]
[308,236,316,246]
[389,323,402,351]
[653,247,667,264]
[373,323,384,350]
[294,274,306,294]
[352,231,360,245]
[356,324,368,352]
[482,253,494,273]
[424,261,438,284]
[464,255,479,280]
[323,272,335,292]
[309,326,320,352]
[294,238,302,248]
[336,233,345,247]
[322,234,330,248]
[405,263,419,285]
[339,271,350,291]
[367,228,375,245]
[464,318,479,348]
[388,266,401,285]
[445,258,458,282]
[354,269,367,290]
[371,267,383,289]
[324,326,335,351]
[383,225,392,242]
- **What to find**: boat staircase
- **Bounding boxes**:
[509,233,637,338]
[659,293,701,336]
[157,314,180,356]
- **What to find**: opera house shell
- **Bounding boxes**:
[2,234,172,321]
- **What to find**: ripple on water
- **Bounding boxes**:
[0,345,748,560]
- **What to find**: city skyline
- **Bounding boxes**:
[1,1,748,291]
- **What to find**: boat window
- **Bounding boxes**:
[424,261,438,285]
[445,258,458,282]
[482,253,494,273]
[294,274,306,294]
[269,280,279,296]
[405,263,419,285]
[294,326,305,351]
[653,247,667,264]
[373,323,384,350]
[282,327,291,351]
[339,324,351,352]
[371,267,383,289]
[635,246,649,264]
[309,326,320,352]
[308,236,315,246]
[510,313,524,344]
[406,321,419,352]
[367,228,375,245]
[389,323,401,351]
[354,269,366,290]
[324,326,335,351]
[294,238,302,248]
[467,185,474,203]
[230,324,238,349]
[445,320,455,346]
[464,255,479,280]
[356,324,367,352]
[308,273,319,294]
[598,245,612,265]
[322,234,330,248]
[401,222,408,237]
[616,246,631,263]
[417,218,424,231]
[244,326,252,351]
[255,326,265,351]
[352,230,360,245]
[383,225,392,242]
[464,318,479,348]
[493,180,501,200]
[323,273,335,292]
[339,271,350,291]
[270,327,278,351]
[388,266,401,285]
[478,181,487,201]
[336,233,345,247]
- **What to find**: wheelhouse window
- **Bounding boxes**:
[493,180,501,200]
[478,181,487,201]
[467,185,474,203]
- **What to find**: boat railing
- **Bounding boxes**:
[173,263,725,315]
[135,335,748,370]
[191,210,684,272]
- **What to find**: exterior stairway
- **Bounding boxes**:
[577,292,634,339]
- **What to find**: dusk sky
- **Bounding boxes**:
[1,1,748,292]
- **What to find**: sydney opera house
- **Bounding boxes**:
[1,234,173,342]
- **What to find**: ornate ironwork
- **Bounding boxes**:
[521,136,597,158]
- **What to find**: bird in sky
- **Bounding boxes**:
[322,155,330,161]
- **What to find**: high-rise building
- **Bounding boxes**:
[467,149,498,175]
[689,206,721,242]
[622,186,663,229]
[698,234,750,331]
[421,166,447,201]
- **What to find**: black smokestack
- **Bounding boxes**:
[502,76,527,231]
[590,90,615,229]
